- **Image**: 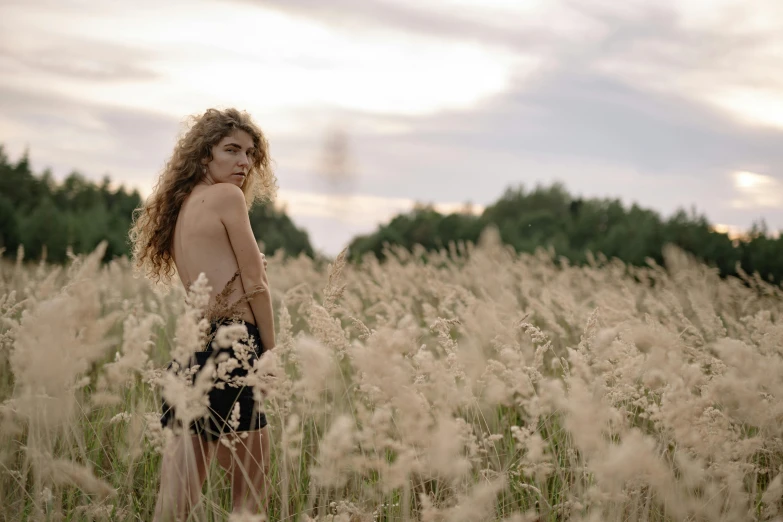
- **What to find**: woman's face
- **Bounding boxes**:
[203,130,256,187]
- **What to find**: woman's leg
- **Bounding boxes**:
[153,433,216,521]
[215,427,271,515]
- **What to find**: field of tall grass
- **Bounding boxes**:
[1,229,782,521]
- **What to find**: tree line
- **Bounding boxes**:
[3,145,781,283]
[348,183,783,284]
[0,146,313,263]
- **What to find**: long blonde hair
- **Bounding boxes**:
[129,108,277,285]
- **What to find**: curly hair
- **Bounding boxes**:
[129,108,277,285]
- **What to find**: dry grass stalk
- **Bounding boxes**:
[1,237,783,521]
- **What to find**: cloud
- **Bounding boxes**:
[0,39,158,83]
[339,65,783,194]
[1,0,527,123]
[572,1,783,130]
[242,0,598,51]
[0,1,161,94]
[0,84,180,193]
[253,0,783,131]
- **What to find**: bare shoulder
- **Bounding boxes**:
[201,183,245,204]
[200,184,247,216]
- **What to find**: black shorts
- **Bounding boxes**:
[161,319,268,441]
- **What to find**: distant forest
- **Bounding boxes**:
[348,183,783,283]
[0,146,313,263]
[2,145,782,284]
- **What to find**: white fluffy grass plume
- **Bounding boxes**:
[1,234,783,521]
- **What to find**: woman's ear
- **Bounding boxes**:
[201,144,212,165]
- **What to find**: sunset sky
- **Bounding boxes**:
[2,0,783,254]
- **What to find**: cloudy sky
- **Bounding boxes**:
[2,0,783,254]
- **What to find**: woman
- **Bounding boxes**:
[130,108,277,520]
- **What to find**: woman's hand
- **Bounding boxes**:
[261,253,268,270]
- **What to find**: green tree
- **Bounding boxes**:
[347,181,783,284]
[18,199,69,262]
[0,194,19,253]
[248,203,314,258]
[0,144,314,264]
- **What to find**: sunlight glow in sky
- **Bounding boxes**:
[731,171,783,209]
[711,89,783,130]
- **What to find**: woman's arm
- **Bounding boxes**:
[211,184,276,351]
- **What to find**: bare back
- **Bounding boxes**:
[172,184,256,324]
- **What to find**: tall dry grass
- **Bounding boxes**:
[1,229,782,521]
